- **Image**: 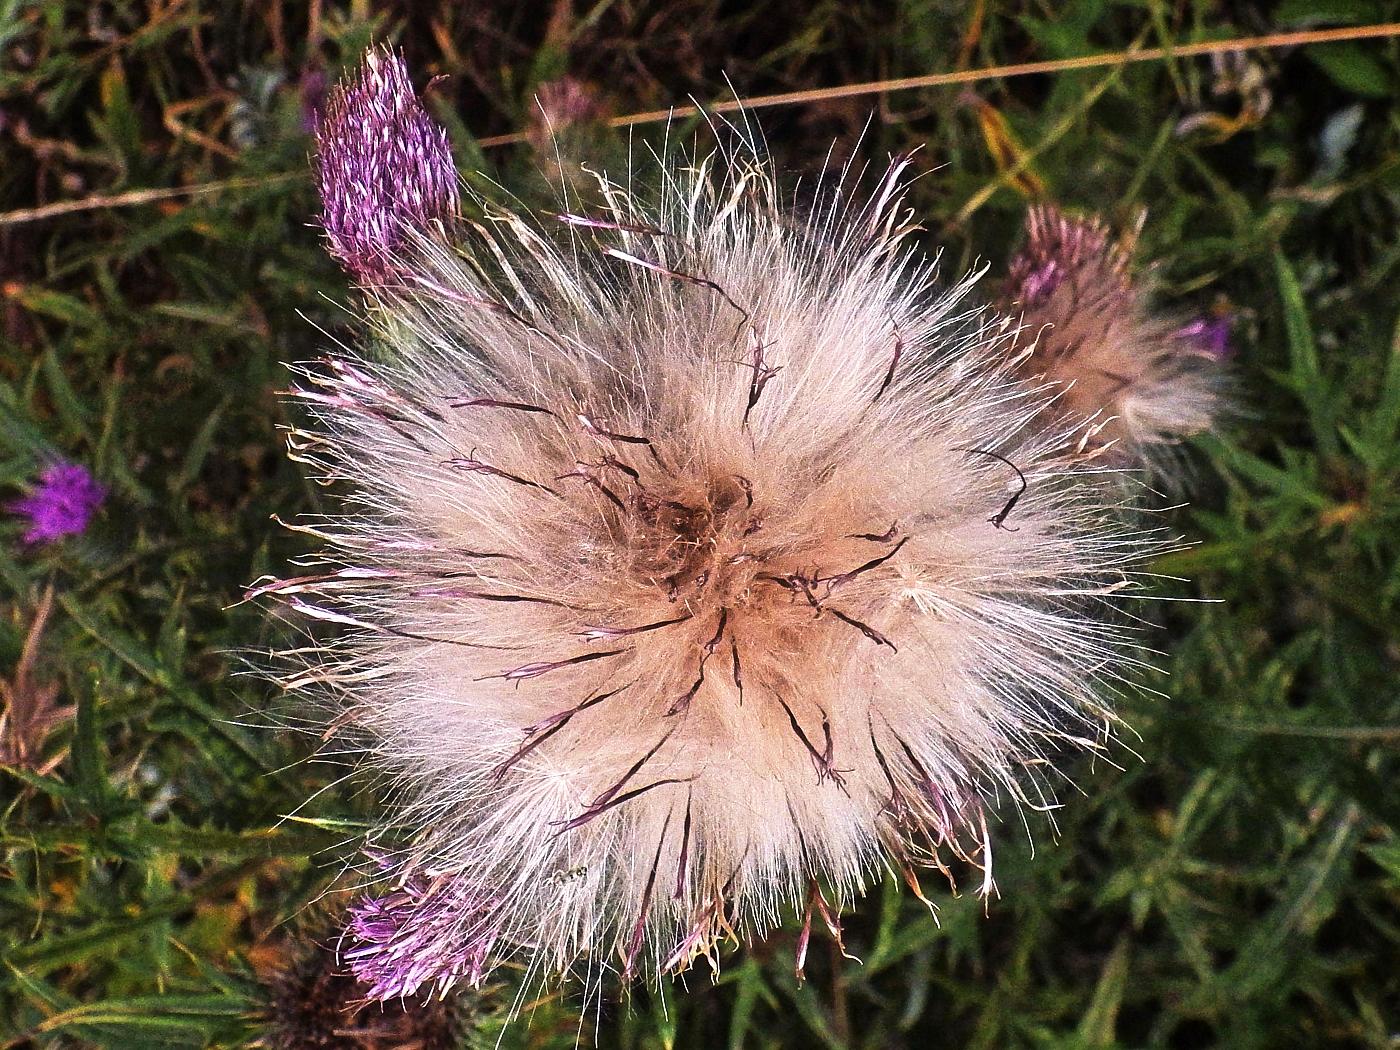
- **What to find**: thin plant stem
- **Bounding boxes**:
[0,173,302,227]
[3,24,1395,227]
[479,23,1400,147]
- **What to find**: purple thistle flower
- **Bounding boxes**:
[1174,314,1233,360]
[342,861,505,1001]
[315,48,460,283]
[8,463,106,544]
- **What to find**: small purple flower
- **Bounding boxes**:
[342,860,504,1000]
[8,463,106,544]
[315,48,460,282]
[1174,314,1233,360]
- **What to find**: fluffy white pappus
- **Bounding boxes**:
[263,141,1166,998]
[1003,206,1225,475]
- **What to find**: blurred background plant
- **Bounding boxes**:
[0,1,1397,1047]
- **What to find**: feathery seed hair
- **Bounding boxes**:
[263,50,1168,1001]
[1003,205,1223,469]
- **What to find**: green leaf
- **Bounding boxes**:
[122,818,329,859]
[727,959,769,1050]
[1196,434,1329,510]
[1307,42,1393,98]
[57,595,282,783]
[71,669,111,810]
[149,301,263,333]
[1274,0,1383,25]
[36,993,252,1032]
[1364,311,1400,445]
[96,55,140,167]
[170,399,226,494]
[1273,251,1340,459]
[1363,841,1400,885]
[41,347,96,446]
[5,910,175,976]
[0,381,57,458]
[1,763,81,801]
[58,593,164,684]
[1076,937,1132,1046]
[5,286,103,330]
[1212,802,1363,1001]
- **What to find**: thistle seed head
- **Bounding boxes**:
[267,60,1169,1001]
[1004,205,1223,467]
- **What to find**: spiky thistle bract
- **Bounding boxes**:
[260,50,1169,1002]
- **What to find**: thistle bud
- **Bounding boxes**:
[314,48,459,282]
[261,916,461,1048]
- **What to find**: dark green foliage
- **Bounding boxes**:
[1,2,1397,1047]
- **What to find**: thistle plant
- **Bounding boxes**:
[1002,206,1225,470]
[260,50,1170,1001]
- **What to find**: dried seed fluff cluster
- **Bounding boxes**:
[258,50,1186,1002]
[1002,206,1225,469]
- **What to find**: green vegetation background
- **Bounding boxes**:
[1,1,1397,1046]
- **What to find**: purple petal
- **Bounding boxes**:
[342,863,505,1000]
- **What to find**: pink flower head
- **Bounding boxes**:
[9,462,106,544]
[315,48,460,282]
[343,859,504,1001]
